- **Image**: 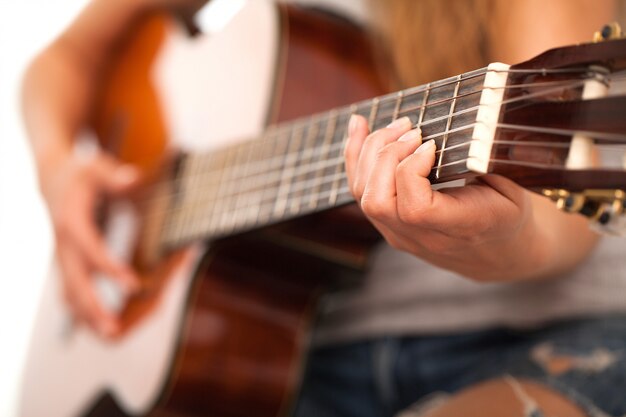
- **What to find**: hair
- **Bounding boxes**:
[370,0,625,89]
[370,0,501,88]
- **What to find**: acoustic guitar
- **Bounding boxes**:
[19,2,626,417]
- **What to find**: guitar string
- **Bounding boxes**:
[161,128,626,223]
[144,70,602,205]
[154,74,616,239]
[138,70,616,240]
[163,146,626,243]
[157,76,596,205]
[158,128,626,244]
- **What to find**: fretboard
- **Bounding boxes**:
[159,67,489,249]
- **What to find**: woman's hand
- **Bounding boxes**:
[344,114,597,281]
[42,152,141,337]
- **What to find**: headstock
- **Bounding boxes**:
[483,24,626,234]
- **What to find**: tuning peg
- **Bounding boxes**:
[593,22,623,42]
[542,188,626,236]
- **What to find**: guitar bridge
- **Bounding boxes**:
[543,188,626,235]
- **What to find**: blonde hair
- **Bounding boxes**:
[371,0,625,89]
[370,0,501,88]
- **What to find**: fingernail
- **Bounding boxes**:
[398,128,422,142]
[348,114,358,136]
[386,116,412,130]
[115,165,140,185]
[414,140,436,155]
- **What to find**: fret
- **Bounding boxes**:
[392,91,403,121]
[436,75,462,179]
[417,83,430,131]
[328,111,351,206]
[250,132,278,225]
[368,97,379,130]
[314,111,341,208]
[432,70,487,181]
[372,94,398,131]
[183,154,206,241]
[235,139,266,229]
[306,112,333,209]
[197,152,224,238]
[221,141,255,234]
[207,146,238,235]
[255,127,290,225]
[272,123,303,219]
[170,156,197,244]
[286,118,317,215]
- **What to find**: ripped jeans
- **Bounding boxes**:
[293,315,626,417]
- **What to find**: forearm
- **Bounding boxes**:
[22,0,149,184]
[525,193,600,278]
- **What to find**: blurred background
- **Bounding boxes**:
[0,2,88,416]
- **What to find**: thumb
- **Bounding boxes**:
[89,155,141,194]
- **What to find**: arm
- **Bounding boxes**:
[344,0,615,282]
[23,0,206,336]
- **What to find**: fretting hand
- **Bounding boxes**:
[344,114,597,281]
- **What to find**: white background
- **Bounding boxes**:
[0,2,88,416]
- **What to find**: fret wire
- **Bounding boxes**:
[251,131,281,227]
[256,128,290,225]
[392,91,403,122]
[368,97,379,130]
[224,141,256,233]
[199,152,224,237]
[417,83,430,130]
[185,154,205,241]
[436,75,462,179]
[207,147,238,234]
[232,140,258,230]
[308,109,337,209]
[289,117,318,214]
[272,124,303,219]
[173,156,198,243]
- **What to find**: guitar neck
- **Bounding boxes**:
[158,67,490,249]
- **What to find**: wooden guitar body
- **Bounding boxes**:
[19,3,385,417]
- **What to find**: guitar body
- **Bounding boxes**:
[19,2,385,417]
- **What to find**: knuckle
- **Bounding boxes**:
[361,195,393,220]
[375,144,398,162]
[364,130,392,148]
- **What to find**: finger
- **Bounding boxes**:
[60,201,139,293]
[395,140,443,226]
[396,142,519,233]
[58,243,120,337]
[344,114,369,196]
[360,128,423,221]
[88,154,141,194]
[353,116,413,199]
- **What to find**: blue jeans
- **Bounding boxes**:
[294,315,626,417]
